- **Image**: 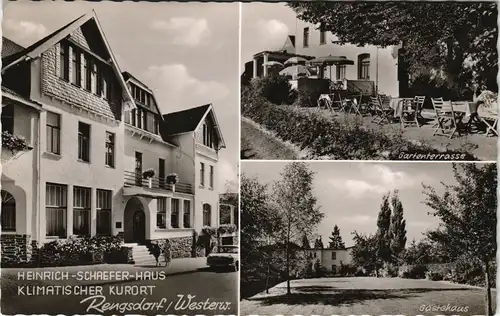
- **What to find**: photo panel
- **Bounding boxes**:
[240,160,497,316]
[1,1,239,315]
[240,2,498,162]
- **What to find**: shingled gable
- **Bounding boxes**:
[161,104,226,149]
[1,10,135,110]
[2,37,25,58]
[122,71,163,117]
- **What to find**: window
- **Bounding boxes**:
[146,112,157,134]
[358,53,370,80]
[100,69,110,99]
[219,204,232,225]
[159,158,165,188]
[303,27,309,47]
[183,200,191,228]
[336,65,346,80]
[73,186,91,236]
[83,55,91,90]
[171,199,179,228]
[91,61,98,94]
[46,183,67,238]
[70,48,80,86]
[157,198,167,228]
[209,165,214,189]
[135,108,143,129]
[1,190,16,232]
[319,26,326,45]
[46,111,61,154]
[200,163,205,187]
[1,104,14,134]
[105,132,115,167]
[203,203,211,226]
[331,252,336,260]
[78,122,90,162]
[59,43,69,80]
[96,189,112,236]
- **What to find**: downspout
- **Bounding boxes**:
[35,111,42,265]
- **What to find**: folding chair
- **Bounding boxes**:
[480,111,498,137]
[413,96,426,118]
[432,98,465,139]
[348,94,363,117]
[371,95,395,125]
[400,98,420,128]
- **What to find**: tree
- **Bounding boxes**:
[351,231,382,277]
[301,234,310,249]
[272,162,324,295]
[240,174,282,293]
[287,2,498,93]
[313,258,325,278]
[376,194,392,264]
[389,191,407,261]
[328,225,346,249]
[422,163,497,316]
[314,236,324,249]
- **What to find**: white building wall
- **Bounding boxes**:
[294,20,400,97]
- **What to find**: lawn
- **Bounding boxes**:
[240,277,496,316]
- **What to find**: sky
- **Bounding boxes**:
[241,3,297,72]
[241,161,487,247]
[2,1,239,191]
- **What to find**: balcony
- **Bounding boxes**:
[123,170,193,196]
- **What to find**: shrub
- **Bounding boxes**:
[251,75,294,105]
[399,264,428,279]
[426,270,444,281]
[381,262,399,278]
[338,262,357,277]
[446,257,495,287]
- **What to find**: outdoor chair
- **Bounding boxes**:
[371,95,395,125]
[349,94,371,117]
[431,98,466,139]
[413,96,426,118]
[400,98,420,128]
[317,94,333,111]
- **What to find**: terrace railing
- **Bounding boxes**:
[124,170,193,195]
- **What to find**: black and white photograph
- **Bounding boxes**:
[1,1,238,315]
[240,2,498,161]
[240,161,497,316]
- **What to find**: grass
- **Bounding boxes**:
[241,117,301,160]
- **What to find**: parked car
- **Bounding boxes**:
[206,245,239,271]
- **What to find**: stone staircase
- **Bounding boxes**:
[124,243,157,266]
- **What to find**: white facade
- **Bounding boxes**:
[294,19,401,97]
[307,248,353,272]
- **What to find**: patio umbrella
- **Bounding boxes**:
[263,61,284,67]
[284,56,308,66]
[307,55,354,80]
[279,64,312,80]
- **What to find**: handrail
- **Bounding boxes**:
[124,170,193,194]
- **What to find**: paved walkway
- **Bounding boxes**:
[241,277,496,316]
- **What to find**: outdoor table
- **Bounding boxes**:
[449,101,498,136]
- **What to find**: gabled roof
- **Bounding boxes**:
[1,10,135,110]
[122,71,163,116]
[2,37,24,58]
[161,103,226,148]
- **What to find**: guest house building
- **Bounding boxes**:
[306,247,354,273]
[0,11,226,264]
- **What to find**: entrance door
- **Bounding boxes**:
[135,152,143,186]
[133,210,146,243]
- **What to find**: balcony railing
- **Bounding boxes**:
[124,170,193,195]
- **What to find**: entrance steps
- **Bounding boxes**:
[124,243,158,266]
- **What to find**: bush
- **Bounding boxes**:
[37,235,124,267]
[241,88,477,160]
[399,264,428,279]
[381,262,399,278]
[251,75,294,105]
[426,270,444,281]
[338,262,357,277]
[446,257,496,287]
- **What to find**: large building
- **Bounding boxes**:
[1,11,227,264]
[246,12,406,97]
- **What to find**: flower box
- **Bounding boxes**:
[166,173,179,185]
[142,168,155,179]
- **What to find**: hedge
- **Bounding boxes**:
[241,86,477,160]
